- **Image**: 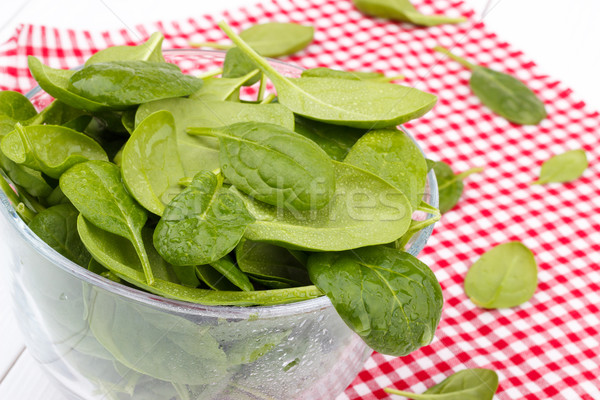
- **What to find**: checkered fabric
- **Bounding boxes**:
[1,0,599,399]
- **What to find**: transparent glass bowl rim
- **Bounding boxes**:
[0,48,439,320]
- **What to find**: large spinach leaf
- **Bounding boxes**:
[237,161,413,251]
[190,122,335,211]
[60,160,155,284]
[219,21,437,129]
[307,246,443,356]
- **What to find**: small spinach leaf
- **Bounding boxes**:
[236,161,413,251]
[235,238,311,286]
[190,69,259,101]
[153,171,254,266]
[294,115,364,161]
[353,0,466,26]
[85,32,165,65]
[189,122,336,211]
[434,46,546,125]
[0,91,37,121]
[532,149,587,185]
[219,21,437,129]
[60,160,155,285]
[307,246,443,356]
[28,203,91,266]
[69,61,203,108]
[385,368,499,399]
[432,161,483,214]
[209,254,254,291]
[0,152,53,198]
[121,110,185,216]
[196,264,240,291]
[464,241,537,309]
[222,47,262,86]
[1,123,108,178]
[239,22,314,58]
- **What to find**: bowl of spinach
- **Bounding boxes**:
[0,26,441,400]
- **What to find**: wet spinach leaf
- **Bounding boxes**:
[209,254,254,291]
[307,246,443,356]
[85,32,165,65]
[465,241,537,309]
[236,161,413,251]
[28,203,91,266]
[344,128,427,209]
[219,21,437,129]
[189,122,335,211]
[385,368,499,399]
[532,149,587,185]
[195,264,240,291]
[60,160,155,285]
[153,171,254,266]
[1,123,108,178]
[0,152,53,198]
[235,238,311,286]
[353,0,466,26]
[121,110,185,216]
[69,61,203,108]
[136,98,294,176]
[434,46,546,125]
[432,160,483,214]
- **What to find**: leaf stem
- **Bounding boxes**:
[131,234,155,286]
[196,68,222,79]
[186,127,217,137]
[257,72,267,102]
[384,387,428,399]
[189,41,233,50]
[433,45,478,70]
[437,166,483,191]
[0,174,36,222]
[260,93,276,104]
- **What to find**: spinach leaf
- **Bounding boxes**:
[77,216,323,306]
[353,0,466,26]
[301,67,402,82]
[235,238,311,286]
[87,287,229,385]
[189,122,335,211]
[60,160,155,285]
[385,368,499,399]
[27,56,111,112]
[190,69,259,101]
[28,203,91,266]
[195,264,240,291]
[25,99,88,126]
[294,115,365,161]
[222,47,262,86]
[136,98,294,176]
[344,128,427,209]
[239,22,314,58]
[121,110,185,216]
[0,91,37,120]
[1,123,108,178]
[68,61,203,108]
[432,160,483,214]
[434,46,546,125]
[236,161,413,251]
[532,149,587,185]
[0,152,53,198]
[85,32,165,65]
[153,171,254,266]
[219,21,437,129]
[307,246,443,356]
[209,254,254,291]
[465,241,537,309]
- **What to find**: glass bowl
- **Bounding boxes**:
[0,49,438,400]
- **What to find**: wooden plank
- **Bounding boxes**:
[0,350,65,399]
[0,273,26,380]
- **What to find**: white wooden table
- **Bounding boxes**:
[1,0,599,398]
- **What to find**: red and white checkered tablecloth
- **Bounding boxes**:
[1,0,599,399]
